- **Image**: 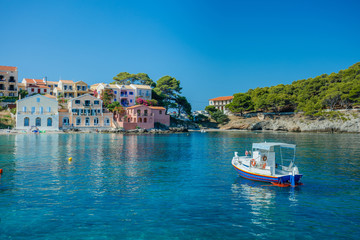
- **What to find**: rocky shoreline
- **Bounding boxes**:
[220,110,360,133]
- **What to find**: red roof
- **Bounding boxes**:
[209,96,234,101]
[24,78,45,85]
[0,66,17,71]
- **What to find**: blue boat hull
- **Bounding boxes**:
[233,165,302,184]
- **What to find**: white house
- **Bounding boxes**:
[208,96,234,114]
[16,94,59,131]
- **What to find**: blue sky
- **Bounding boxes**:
[2,0,360,110]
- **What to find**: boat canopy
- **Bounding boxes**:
[252,142,296,151]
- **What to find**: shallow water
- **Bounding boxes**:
[0,132,360,239]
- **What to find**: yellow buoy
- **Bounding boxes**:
[68,157,72,161]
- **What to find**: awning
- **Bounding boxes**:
[252,142,296,151]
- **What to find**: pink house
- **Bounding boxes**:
[114,105,170,130]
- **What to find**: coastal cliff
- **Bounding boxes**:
[220,110,360,133]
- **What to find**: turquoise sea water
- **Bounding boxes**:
[0,132,360,239]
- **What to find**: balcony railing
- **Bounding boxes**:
[72,112,101,116]
[83,103,93,107]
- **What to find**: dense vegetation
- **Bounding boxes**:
[226,62,360,115]
[112,72,192,116]
[205,105,229,124]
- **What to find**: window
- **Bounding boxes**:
[129,92,133,95]
[24,117,29,126]
[82,86,86,91]
[76,117,81,126]
[47,107,51,112]
[36,117,41,126]
[84,100,90,106]
[139,90,142,95]
[139,118,142,123]
[77,86,81,91]
[64,93,68,97]
[32,88,34,92]
[63,117,69,125]
[85,117,90,126]
[94,118,99,125]
[94,100,99,105]
[75,100,81,104]
[31,107,35,114]
[114,91,117,94]
[97,109,101,113]
[159,110,162,114]
[22,106,27,112]
[105,118,110,126]
[144,118,147,123]
[39,107,43,114]
[44,89,47,93]
[47,118,52,126]
[37,97,40,102]
[69,86,73,90]
[9,76,15,82]
[130,100,133,103]
[64,85,67,90]
[55,85,58,87]
[144,110,148,116]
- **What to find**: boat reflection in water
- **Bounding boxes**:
[231,177,299,231]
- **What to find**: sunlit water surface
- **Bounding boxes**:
[0,132,360,239]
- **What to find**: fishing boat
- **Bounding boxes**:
[231,142,302,186]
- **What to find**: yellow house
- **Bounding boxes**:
[74,81,89,97]
[0,66,18,97]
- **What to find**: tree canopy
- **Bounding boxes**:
[113,72,156,87]
[226,62,360,115]
[205,105,229,124]
[111,72,192,117]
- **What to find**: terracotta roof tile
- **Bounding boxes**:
[60,80,74,84]
[44,94,56,99]
[0,66,17,71]
[209,96,234,101]
[126,105,142,109]
[130,84,152,90]
[24,78,46,85]
[149,106,166,110]
[37,85,50,89]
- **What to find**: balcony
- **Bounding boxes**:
[83,103,93,107]
[8,87,17,91]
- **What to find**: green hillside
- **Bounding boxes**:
[227,62,360,115]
